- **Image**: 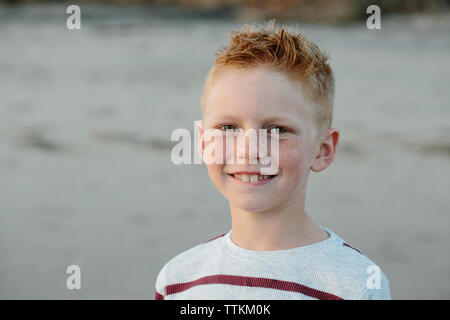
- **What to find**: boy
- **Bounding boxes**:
[155,22,391,300]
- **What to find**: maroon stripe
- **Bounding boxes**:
[165,274,343,300]
[204,233,226,243]
[343,243,364,255]
[154,291,164,300]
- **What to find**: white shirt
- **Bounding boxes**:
[155,226,391,300]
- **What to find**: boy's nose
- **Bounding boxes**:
[235,130,259,164]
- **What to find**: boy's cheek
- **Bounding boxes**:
[279,143,312,177]
[279,142,303,166]
[206,164,226,187]
[202,137,228,165]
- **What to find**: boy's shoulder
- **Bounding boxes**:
[156,232,227,278]
[154,232,227,298]
[164,232,226,267]
[323,227,377,269]
[317,227,391,299]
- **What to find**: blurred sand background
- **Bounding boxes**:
[0,2,449,299]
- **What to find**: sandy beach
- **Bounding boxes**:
[0,5,449,299]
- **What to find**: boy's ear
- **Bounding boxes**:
[196,120,204,161]
[311,128,339,173]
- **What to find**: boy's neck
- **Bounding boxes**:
[229,203,329,251]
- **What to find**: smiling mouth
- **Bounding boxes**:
[227,173,277,184]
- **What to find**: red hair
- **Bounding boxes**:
[201,21,335,135]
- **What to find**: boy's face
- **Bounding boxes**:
[200,66,331,213]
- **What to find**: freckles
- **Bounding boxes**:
[278,139,312,189]
[204,135,227,164]
[279,140,303,169]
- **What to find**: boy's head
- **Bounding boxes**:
[198,22,339,213]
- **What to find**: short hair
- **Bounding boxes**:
[201,21,335,136]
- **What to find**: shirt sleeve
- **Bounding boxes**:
[154,265,167,300]
[358,270,391,300]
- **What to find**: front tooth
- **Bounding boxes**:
[250,175,258,183]
[242,174,249,182]
[258,175,263,181]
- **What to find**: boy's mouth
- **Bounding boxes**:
[227,172,277,185]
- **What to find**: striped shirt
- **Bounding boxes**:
[154,226,391,300]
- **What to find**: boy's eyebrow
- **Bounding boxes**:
[261,115,300,126]
[208,114,240,122]
[209,114,301,126]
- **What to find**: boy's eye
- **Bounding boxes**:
[220,125,237,131]
[268,126,288,134]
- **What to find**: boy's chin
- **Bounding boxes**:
[228,196,275,213]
